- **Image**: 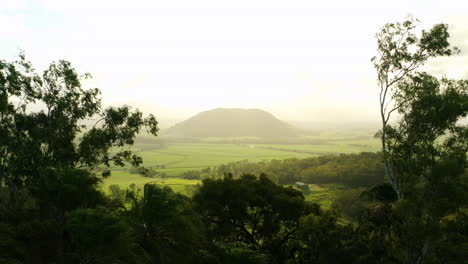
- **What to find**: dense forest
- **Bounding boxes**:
[1,19,467,264]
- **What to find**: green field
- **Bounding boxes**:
[255,140,379,155]
[104,135,379,196]
[304,184,342,209]
[105,143,316,187]
[102,172,338,210]
[117,139,379,175]
[125,143,317,176]
[102,171,201,195]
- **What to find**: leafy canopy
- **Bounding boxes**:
[0,54,158,194]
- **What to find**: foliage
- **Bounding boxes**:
[206,152,384,187]
[360,183,398,204]
[129,167,162,178]
[182,170,202,180]
[0,223,24,264]
[0,54,158,198]
[372,17,460,197]
[334,187,369,219]
[123,184,206,264]
[295,212,356,263]
[108,184,125,201]
[193,173,319,263]
[65,208,138,264]
[426,211,468,264]
[1,18,467,263]
[200,241,269,264]
[372,18,468,264]
[0,54,158,264]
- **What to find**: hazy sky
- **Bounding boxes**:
[2,0,468,124]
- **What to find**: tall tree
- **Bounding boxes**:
[0,54,158,264]
[372,19,468,264]
[0,53,158,207]
[371,18,458,198]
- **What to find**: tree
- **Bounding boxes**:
[65,208,140,264]
[193,173,318,264]
[372,19,468,264]
[0,53,158,206]
[385,73,467,264]
[200,241,269,264]
[123,184,206,264]
[0,54,158,264]
[295,212,356,264]
[372,18,458,198]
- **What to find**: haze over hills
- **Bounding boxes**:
[164,108,300,138]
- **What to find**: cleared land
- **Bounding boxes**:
[104,143,316,188]
[102,171,201,196]
[103,130,379,206]
[122,143,315,175]
[255,140,379,155]
[103,173,338,209]
[112,137,379,175]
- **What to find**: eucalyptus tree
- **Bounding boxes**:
[371,19,468,264]
[0,53,158,263]
[0,53,158,206]
[372,18,459,198]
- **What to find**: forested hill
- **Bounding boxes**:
[164,108,300,138]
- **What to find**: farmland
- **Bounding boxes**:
[131,143,314,174]
[108,134,379,175]
[101,171,201,196]
[103,171,340,209]
[103,142,317,189]
[103,133,379,206]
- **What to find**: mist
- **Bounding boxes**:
[2,0,468,126]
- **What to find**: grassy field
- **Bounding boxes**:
[104,132,378,199]
[104,143,316,188]
[255,140,379,155]
[282,183,339,209]
[124,143,317,176]
[115,137,379,175]
[101,171,201,196]
[304,184,342,209]
[102,172,337,209]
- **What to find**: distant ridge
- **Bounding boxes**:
[165,108,300,138]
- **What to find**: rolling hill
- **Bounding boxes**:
[164,108,300,138]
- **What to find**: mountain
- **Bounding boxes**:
[164,108,300,138]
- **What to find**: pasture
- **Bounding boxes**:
[103,133,379,202]
[102,171,201,195]
[102,172,338,209]
[120,136,380,176]
[124,143,316,176]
